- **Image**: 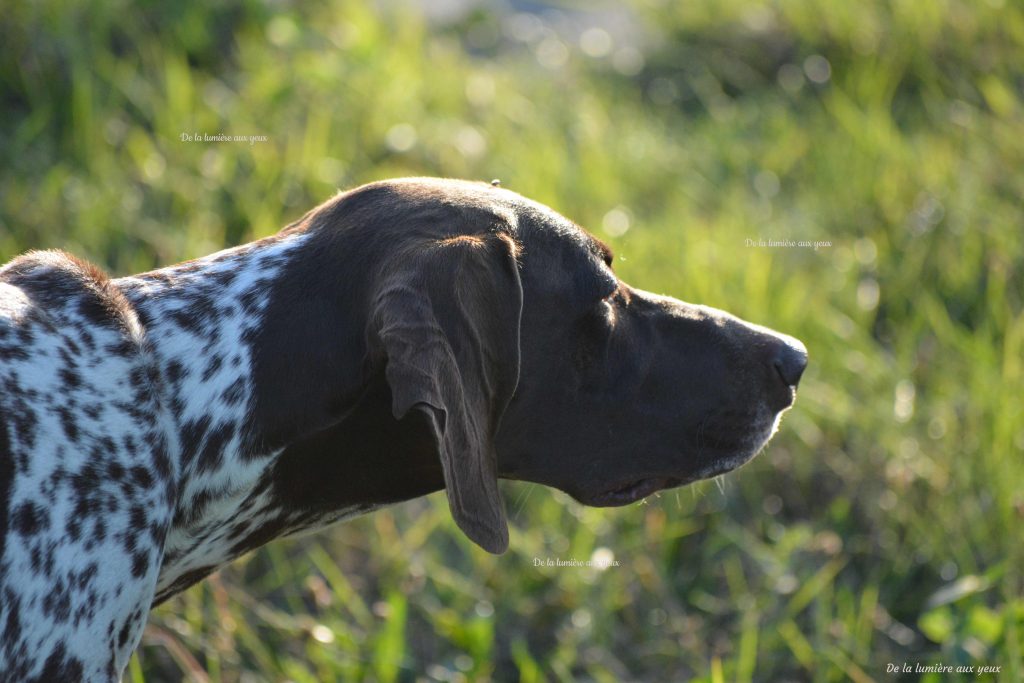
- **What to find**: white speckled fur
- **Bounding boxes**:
[0,232,371,681]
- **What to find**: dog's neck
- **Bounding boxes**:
[116,233,306,467]
[114,233,318,597]
[115,232,444,602]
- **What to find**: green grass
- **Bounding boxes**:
[2,0,1022,680]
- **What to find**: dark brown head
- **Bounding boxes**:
[256,178,807,553]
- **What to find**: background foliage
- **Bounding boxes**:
[1,0,1022,680]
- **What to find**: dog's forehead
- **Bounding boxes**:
[375,178,613,284]
[479,184,617,296]
[476,184,611,265]
[384,178,601,248]
[495,188,614,274]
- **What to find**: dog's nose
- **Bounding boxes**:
[771,336,808,387]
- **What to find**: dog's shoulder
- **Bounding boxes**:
[0,250,155,415]
[0,249,163,454]
[1,249,141,344]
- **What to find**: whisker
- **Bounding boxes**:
[512,483,537,520]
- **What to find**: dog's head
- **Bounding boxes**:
[351,178,806,552]
[262,178,806,553]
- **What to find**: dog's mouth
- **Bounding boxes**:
[534,411,788,508]
[585,475,692,507]
[580,441,771,507]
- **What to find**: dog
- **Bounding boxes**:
[0,177,806,681]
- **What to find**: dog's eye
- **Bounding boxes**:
[597,282,630,313]
[593,271,618,303]
[598,286,618,310]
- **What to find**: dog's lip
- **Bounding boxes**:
[585,475,691,507]
[580,448,763,507]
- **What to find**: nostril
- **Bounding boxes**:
[773,342,808,387]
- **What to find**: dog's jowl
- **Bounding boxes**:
[0,178,806,681]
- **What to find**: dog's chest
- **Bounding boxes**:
[154,480,375,601]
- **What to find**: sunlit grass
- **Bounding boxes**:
[1,0,1021,680]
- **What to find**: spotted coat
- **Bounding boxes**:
[0,234,363,681]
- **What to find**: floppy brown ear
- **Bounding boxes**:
[370,233,522,553]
